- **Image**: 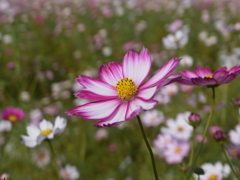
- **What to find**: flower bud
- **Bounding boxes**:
[194,167,205,175]
[188,112,201,128]
[213,130,226,142]
[233,98,240,107]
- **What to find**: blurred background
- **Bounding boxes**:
[0,0,240,179]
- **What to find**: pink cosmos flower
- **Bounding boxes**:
[178,66,240,87]
[66,47,180,127]
[1,107,24,122]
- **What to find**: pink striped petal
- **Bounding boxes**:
[122,48,152,86]
[180,70,198,79]
[66,99,121,120]
[74,89,117,101]
[126,98,158,120]
[76,75,117,97]
[159,74,182,87]
[194,67,212,78]
[99,62,123,86]
[192,77,218,86]
[213,70,228,83]
[94,103,128,127]
[140,57,181,89]
[137,86,158,100]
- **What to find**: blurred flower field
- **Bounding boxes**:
[1,0,240,179]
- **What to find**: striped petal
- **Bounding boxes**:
[94,103,128,127]
[99,62,123,86]
[220,74,236,84]
[122,47,152,86]
[76,75,117,97]
[213,70,228,83]
[74,89,117,101]
[126,98,158,120]
[137,86,158,100]
[141,57,181,89]
[66,99,121,120]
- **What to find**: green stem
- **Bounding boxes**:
[221,144,240,180]
[137,115,159,180]
[188,129,195,167]
[186,87,215,179]
[47,139,61,180]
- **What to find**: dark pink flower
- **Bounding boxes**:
[178,66,240,87]
[66,47,180,127]
[1,107,24,122]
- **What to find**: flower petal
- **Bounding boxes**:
[27,124,40,137]
[99,62,123,86]
[137,86,158,100]
[94,103,128,127]
[213,70,228,83]
[141,57,181,89]
[158,74,182,87]
[54,116,67,134]
[66,99,121,120]
[123,48,152,86]
[126,98,158,120]
[74,89,117,101]
[39,120,53,131]
[191,77,218,86]
[194,67,212,78]
[229,65,240,75]
[21,135,38,148]
[76,75,117,97]
[180,70,198,79]
[220,74,236,84]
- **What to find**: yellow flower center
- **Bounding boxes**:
[204,74,213,78]
[8,115,18,122]
[177,126,183,132]
[208,174,218,180]
[40,129,52,136]
[115,77,138,101]
[175,146,182,153]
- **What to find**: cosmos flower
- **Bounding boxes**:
[60,164,80,180]
[21,116,66,148]
[193,162,230,180]
[141,109,164,127]
[161,112,193,141]
[32,147,50,168]
[1,107,24,122]
[229,124,240,145]
[178,66,240,87]
[66,47,180,127]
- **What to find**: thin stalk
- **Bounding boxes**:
[221,144,240,180]
[137,115,159,180]
[188,129,196,167]
[47,139,61,180]
[186,87,215,179]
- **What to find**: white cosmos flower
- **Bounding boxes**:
[60,164,80,180]
[161,112,193,141]
[229,124,240,145]
[21,116,67,148]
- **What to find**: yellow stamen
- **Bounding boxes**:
[204,74,213,78]
[115,77,138,101]
[175,146,182,153]
[40,129,52,136]
[208,174,218,180]
[8,115,18,122]
[177,126,183,132]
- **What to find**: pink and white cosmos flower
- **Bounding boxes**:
[178,66,240,87]
[66,47,180,127]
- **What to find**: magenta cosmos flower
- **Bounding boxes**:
[1,107,24,122]
[178,66,240,87]
[66,47,180,127]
